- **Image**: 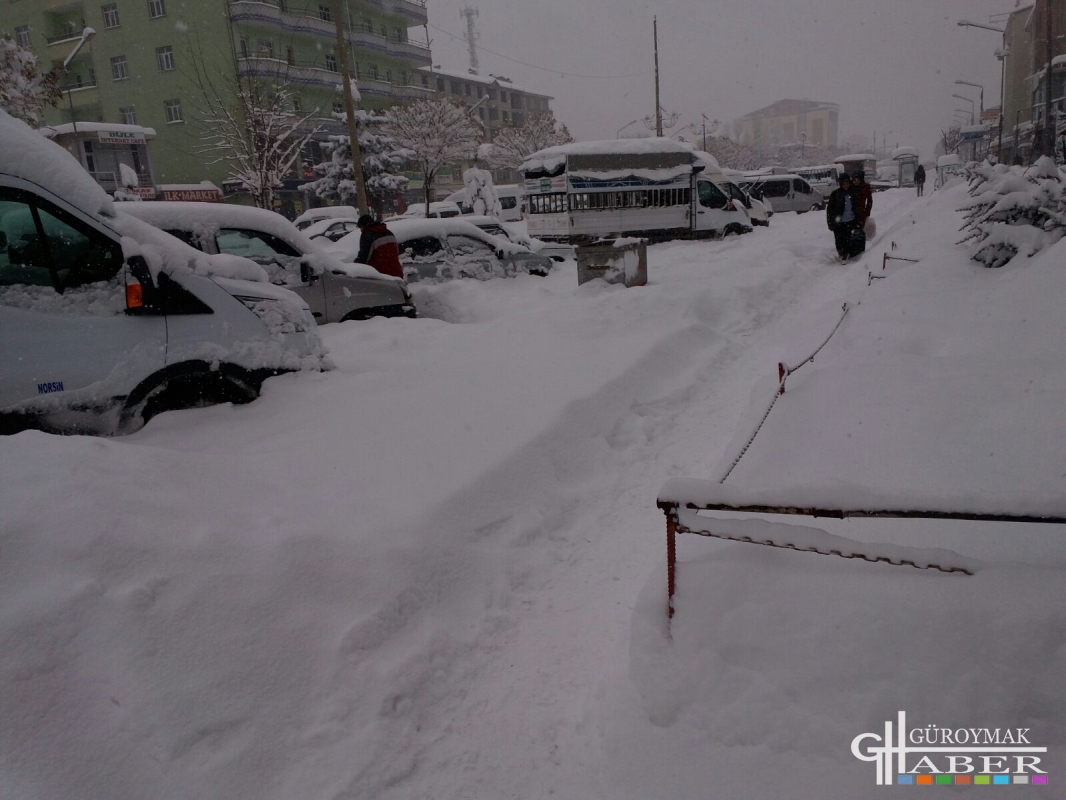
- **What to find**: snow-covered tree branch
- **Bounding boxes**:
[183,38,321,209]
[383,98,480,214]
[0,35,62,128]
[482,113,573,171]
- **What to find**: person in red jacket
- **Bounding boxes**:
[355,215,403,279]
[852,170,874,225]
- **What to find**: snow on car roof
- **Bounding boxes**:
[520,137,695,175]
[0,110,114,219]
[119,202,391,282]
[834,153,877,163]
[302,217,360,238]
[691,151,723,172]
[293,206,361,227]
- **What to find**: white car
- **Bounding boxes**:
[0,110,326,435]
[293,205,362,231]
[120,202,416,323]
[463,216,576,262]
[302,217,361,243]
[388,201,463,220]
[328,218,553,283]
[444,184,525,222]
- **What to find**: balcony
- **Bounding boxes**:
[40,0,83,13]
[238,56,341,89]
[46,28,88,48]
[229,1,430,64]
[383,0,429,25]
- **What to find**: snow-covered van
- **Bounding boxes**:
[444,184,525,223]
[736,174,824,213]
[0,111,327,435]
[520,139,751,242]
[120,202,416,323]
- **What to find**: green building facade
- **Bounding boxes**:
[2,0,432,205]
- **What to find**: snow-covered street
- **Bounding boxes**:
[2,185,1064,798]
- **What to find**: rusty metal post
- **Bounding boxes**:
[666,509,677,619]
[882,252,888,271]
[778,362,787,394]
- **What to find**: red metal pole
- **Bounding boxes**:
[666,511,676,619]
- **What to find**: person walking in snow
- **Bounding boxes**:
[355,215,403,279]
[852,169,873,227]
[914,164,927,197]
[827,173,860,261]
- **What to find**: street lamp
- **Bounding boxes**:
[952,94,976,124]
[61,27,95,137]
[955,80,984,119]
[616,119,640,138]
[957,19,1007,161]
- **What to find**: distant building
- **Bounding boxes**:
[733,99,839,149]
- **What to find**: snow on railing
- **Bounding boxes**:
[656,481,1066,619]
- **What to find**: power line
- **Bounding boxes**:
[425,22,653,80]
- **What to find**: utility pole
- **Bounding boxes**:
[648,18,656,137]
[331,0,369,215]
[702,113,708,152]
[460,6,479,74]
[1041,0,1054,156]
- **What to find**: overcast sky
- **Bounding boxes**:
[421,0,1018,157]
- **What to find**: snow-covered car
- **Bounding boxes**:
[0,110,326,436]
[302,217,361,243]
[119,202,416,323]
[725,180,770,226]
[328,218,553,283]
[444,185,525,222]
[293,205,361,231]
[388,201,463,220]
[463,216,577,262]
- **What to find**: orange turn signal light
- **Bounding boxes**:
[126,282,144,309]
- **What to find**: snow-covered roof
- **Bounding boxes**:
[691,150,723,172]
[834,154,876,163]
[959,124,991,135]
[937,154,962,168]
[416,66,552,99]
[521,138,695,175]
[39,122,157,139]
[892,146,920,159]
[0,109,114,219]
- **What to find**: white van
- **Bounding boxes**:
[737,174,824,214]
[0,111,326,435]
[445,184,525,223]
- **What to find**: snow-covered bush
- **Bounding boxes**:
[0,34,62,128]
[462,166,501,217]
[957,157,1066,268]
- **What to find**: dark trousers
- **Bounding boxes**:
[833,221,861,257]
[916,182,925,196]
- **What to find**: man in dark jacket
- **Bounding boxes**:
[827,173,860,261]
[852,170,873,226]
[914,164,927,196]
[355,215,403,279]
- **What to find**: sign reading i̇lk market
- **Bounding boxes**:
[852,711,1049,786]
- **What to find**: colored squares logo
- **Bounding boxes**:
[916,775,934,785]
[955,776,972,785]
[1013,775,1029,785]
[1033,776,1049,785]
[975,776,992,785]
[936,775,953,785]
[897,776,914,785]
[993,775,1010,785]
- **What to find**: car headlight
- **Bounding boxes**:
[235,296,313,334]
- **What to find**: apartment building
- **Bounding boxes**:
[2,0,432,201]
[733,99,839,150]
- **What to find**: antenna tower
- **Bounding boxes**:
[460,6,480,74]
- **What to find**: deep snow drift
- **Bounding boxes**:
[1,185,1063,799]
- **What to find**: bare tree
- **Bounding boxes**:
[383,98,480,215]
[483,112,573,170]
[185,43,321,209]
[0,34,62,128]
[939,127,963,157]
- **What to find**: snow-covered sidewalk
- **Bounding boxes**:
[1,187,1062,799]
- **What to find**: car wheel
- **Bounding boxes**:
[119,362,261,433]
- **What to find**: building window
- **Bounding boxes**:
[395,28,405,42]
[379,25,387,37]
[156,46,175,71]
[464,83,471,96]
[488,107,498,121]
[332,101,343,114]
[164,99,183,123]
[147,0,166,19]
[119,105,136,125]
[239,38,248,57]
[421,75,428,87]
[436,77,444,91]
[478,107,485,120]
[324,54,337,72]
[366,63,378,80]
[487,88,496,100]
[362,18,372,33]
[110,55,128,80]
[15,26,31,47]
[292,96,301,113]
[102,4,120,28]
[318,4,331,21]
[399,71,407,85]
[450,80,461,94]
[500,90,507,103]
[384,69,391,83]
[259,40,273,58]
[502,111,510,123]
